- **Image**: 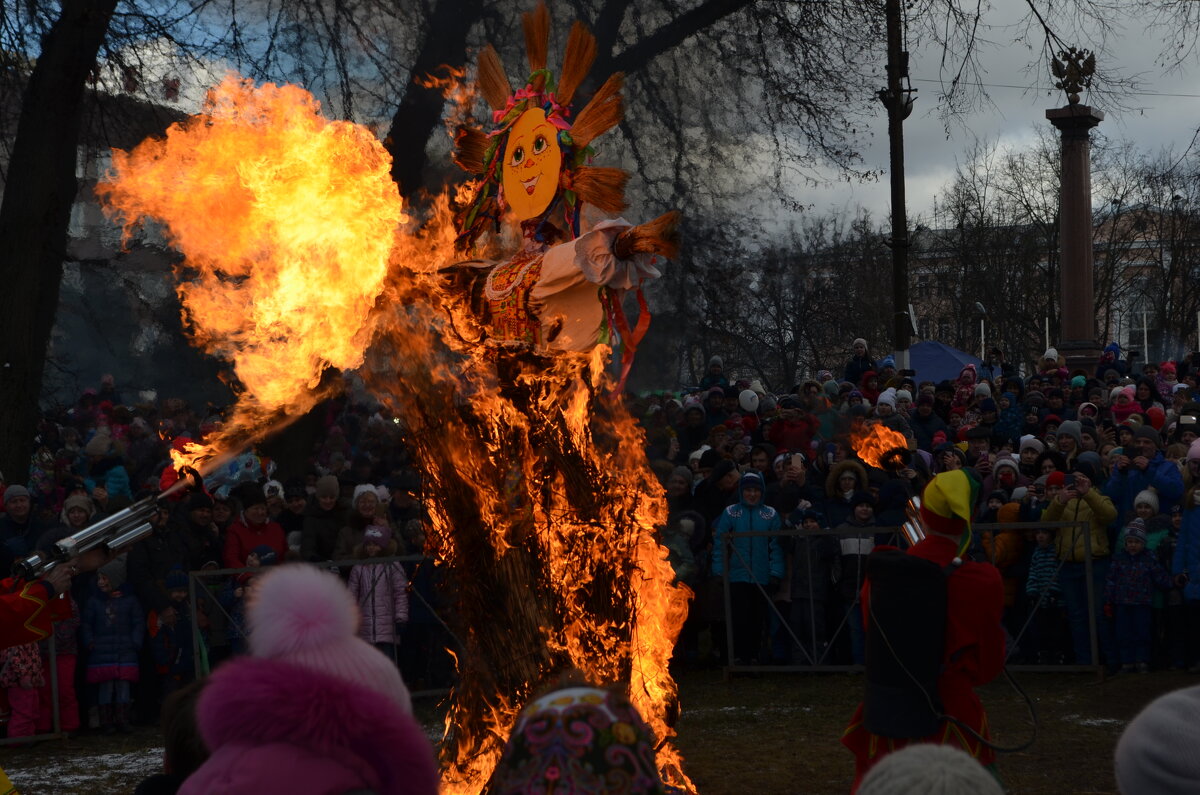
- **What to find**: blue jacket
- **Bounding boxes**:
[1173,508,1200,602]
[1105,453,1183,518]
[712,474,783,586]
[81,588,144,671]
[1105,549,1171,606]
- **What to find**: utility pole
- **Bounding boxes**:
[881,0,912,369]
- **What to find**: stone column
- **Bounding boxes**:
[1046,103,1103,369]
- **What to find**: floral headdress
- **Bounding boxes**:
[454,2,627,249]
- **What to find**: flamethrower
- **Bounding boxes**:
[12,466,206,581]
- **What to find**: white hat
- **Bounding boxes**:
[739,389,760,413]
[858,743,1003,795]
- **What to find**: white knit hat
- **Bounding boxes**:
[352,483,379,506]
[858,744,1003,795]
[1116,684,1200,794]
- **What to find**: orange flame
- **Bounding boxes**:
[850,423,910,469]
[99,75,407,465]
[97,75,693,793]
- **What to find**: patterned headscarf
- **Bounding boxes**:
[489,686,667,794]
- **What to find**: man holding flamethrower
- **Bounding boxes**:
[0,466,206,652]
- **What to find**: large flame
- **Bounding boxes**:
[98,76,406,465]
[850,422,910,470]
[99,75,692,793]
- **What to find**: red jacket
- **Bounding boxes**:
[842,534,1005,790]
[223,518,286,569]
[0,578,71,650]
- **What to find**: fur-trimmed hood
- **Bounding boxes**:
[826,459,869,499]
[181,657,438,795]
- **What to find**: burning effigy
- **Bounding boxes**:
[98,3,691,792]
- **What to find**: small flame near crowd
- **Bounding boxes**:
[99,75,692,792]
[850,423,910,470]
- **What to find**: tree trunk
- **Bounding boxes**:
[385,0,485,198]
[0,0,118,487]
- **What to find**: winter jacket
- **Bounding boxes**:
[823,460,869,528]
[1172,509,1200,602]
[1044,489,1117,562]
[127,521,220,613]
[149,599,196,678]
[711,480,783,587]
[300,502,345,562]
[1105,549,1171,606]
[843,355,876,388]
[223,517,286,569]
[833,518,878,603]
[787,518,837,603]
[179,658,438,795]
[1025,545,1061,601]
[0,514,47,575]
[910,411,948,452]
[348,560,410,644]
[1105,452,1185,517]
[81,588,143,683]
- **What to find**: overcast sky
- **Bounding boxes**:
[803,7,1200,223]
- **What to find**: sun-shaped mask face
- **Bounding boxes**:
[501,108,563,221]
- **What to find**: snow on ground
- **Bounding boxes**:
[5,747,162,794]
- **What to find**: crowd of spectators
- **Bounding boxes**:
[0,380,448,739]
[639,342,1200,677]
[7,337,1200,742]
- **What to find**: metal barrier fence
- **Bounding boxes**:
[185,555,445,688]
[720,520,1104,676]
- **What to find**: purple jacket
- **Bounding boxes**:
[179,657,438,795]
[348,560,409,644]
[1105,549,1172,606]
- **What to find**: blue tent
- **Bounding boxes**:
[906,341,987,384]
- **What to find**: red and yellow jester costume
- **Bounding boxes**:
[841,470,1005,791]
[0,577,68,649]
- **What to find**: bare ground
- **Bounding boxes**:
[0,668,1188,793]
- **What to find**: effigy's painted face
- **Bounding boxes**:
[502,108,562,221]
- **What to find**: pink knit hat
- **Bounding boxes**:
[247,565,412,713]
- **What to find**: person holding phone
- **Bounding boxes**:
[1043,465,1118,667]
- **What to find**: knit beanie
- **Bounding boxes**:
[1125,518,1148,542]
[877,388,897,409]
[352,483,379,508]
[1134,489,1160,514]
[858,743,1003,795]
[1057,420,1083,447]
[1134,425,1163,449]
[4,485,30,502]
[99,556,128,591]
[62,493,94,518]
[315,474,340,500]
[362,524,392,547]
[248,565,413,712]
[165,567,189,591]
[1116,684,1200,794]
[974,382,992,397]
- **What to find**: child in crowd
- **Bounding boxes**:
[149,568,201,699]
[1105,520,1172,673]
[81,558,143,733]
[1,642,44,739]
[1025,527,1065,664]
[37,589,81,735]
[348,525,409,662]
[220,546,277,656]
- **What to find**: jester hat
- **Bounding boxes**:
[919,469,981,555]
[453,2,628,248]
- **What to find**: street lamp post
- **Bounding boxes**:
[880,0,915,370]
